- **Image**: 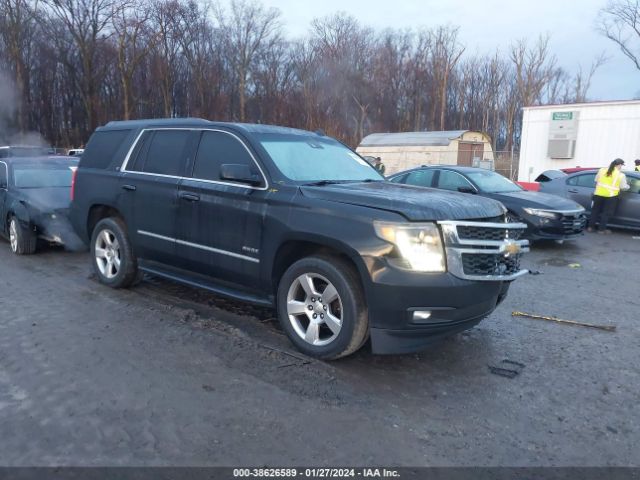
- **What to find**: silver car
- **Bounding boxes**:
[538,169,640,230]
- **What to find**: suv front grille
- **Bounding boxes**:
[438,220,529,281]
[461,253,522,276]
[457,225,524,241]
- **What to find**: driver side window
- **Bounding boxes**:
[628,177,640,194]
[437,170,473,191]
[404,169,435,188]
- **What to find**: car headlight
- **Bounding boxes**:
[374,221,446,272]
[523,208,559,219]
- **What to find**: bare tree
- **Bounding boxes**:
[216,0,281,122]
[42,0,120,132]
[0,0,39,131]
[310,13,376,142]
[571,53,608,103]
[112,0,155,119]
[0,0,608,151]
[150,0,184,117]
[406,29,431,131]
[290,39,320,130]
[175,0,224,117]
[429,26,464,130]
[598,0,640,70]
[504,36,557,151]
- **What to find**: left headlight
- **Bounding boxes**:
[523,208,559,219]
[374,221,446,272]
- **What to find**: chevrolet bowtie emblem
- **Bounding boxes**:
[504,241,521,256]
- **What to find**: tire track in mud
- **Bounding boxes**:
[127,275,369,407]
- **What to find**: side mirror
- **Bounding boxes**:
[457,186,476,194]
[220,164,262,186]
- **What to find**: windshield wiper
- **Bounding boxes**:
[302,179,383,187]
[302,180,352,186]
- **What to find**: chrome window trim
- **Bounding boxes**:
[120,127,269,191]
[0,161,8,190]
[138,230,260,263]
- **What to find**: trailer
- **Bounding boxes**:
[518,100,640,182]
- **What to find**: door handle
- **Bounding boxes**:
[179,192,200,202]
[122,184,136,191]
[568,189,578,193]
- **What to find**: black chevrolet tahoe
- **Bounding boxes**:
[70,119,529,359]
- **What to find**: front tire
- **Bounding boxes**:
[277,255,369,360]
[9,216,37,255]
[91,217,139,288]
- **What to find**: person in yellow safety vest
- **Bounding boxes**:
[587,158,629,234]
[635,159,640,172]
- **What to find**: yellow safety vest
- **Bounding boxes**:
[594,167,622,198]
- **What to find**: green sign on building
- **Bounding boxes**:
[552,112,573,121]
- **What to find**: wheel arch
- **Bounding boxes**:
[6,200,31,230]
[87,204,125,240]
[271,237,368,298]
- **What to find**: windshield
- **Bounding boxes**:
[13,166,74,188]
[258,134,383,182]
[466,170,523,193]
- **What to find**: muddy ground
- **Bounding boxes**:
[0,232,638,466]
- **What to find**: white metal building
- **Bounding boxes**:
[518,100,640,182]
[356,130,494,175]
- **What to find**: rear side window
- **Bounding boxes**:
[567,173,596,187]
[81,130,131,169]
[192,130,256,182]
[405,169,435,188]
[142,130,190,176]
[126,131,153,172]
[0,162,7,187]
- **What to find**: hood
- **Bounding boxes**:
[485,190,583,211]
[18,187,72,213]
[300,182,505,221]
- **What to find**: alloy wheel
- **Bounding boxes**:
[286,273,343,346]
[9,219,18,252]
[94,229,121,279]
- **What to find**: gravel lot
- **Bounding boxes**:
[0,231,638,466]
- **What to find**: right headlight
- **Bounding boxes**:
[374,221,446,272]
[523,208,559,219]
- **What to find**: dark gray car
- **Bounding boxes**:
[389,165,587,241]
[538,169,640,230]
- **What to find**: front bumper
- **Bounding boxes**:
[364,264,511,354]
[370,316,486,355]
[522,211,587,240]
[362,219,527,355]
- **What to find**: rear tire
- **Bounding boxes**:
[9,216,37,255]
[91,217,139,288]
[277,255,369,360]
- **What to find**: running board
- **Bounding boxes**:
[138,262,274,308]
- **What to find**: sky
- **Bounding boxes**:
[245,0,639,101]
